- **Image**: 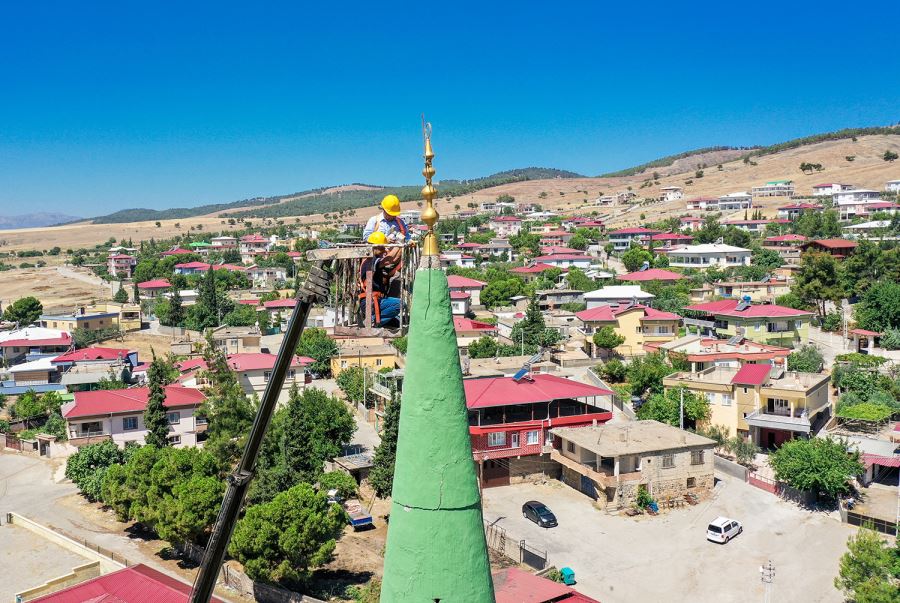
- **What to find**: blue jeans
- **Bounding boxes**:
[377,297,402,327]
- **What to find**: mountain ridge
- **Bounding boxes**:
[0,212,83,230]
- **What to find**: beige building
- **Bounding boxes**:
[663,364,831,447]
[576,304,681,358]
[331,344,397,376]
[550,421,715,509]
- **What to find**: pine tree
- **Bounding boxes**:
[168,288,185,327]
[144,356,172,447]
[132,281,141,305]
[113,281,129,304]
[198,335,255,465]
[369,395,401,498]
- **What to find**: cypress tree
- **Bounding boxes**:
[369,395,401,498]
[144,356,171,448]
[168,288,185,327]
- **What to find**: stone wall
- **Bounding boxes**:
[509,454,561,484]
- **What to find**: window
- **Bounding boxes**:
[288,369,296,380]
[376,358,383,366]
[635,326,642,334]
[691,450,705,465]
[742,387,748,394]
[341,360,347,368]
[81,421,102,435]
[705,392,715,405]
[168,435,181,445]
[722,394,733,406]
[687,477,696,488]
[526,430,540,446]
[755,322,762,332]
[123,416,138,431]
[487,432,506,447]
[661,454,675,469]
[566,440,575,453]
[195,416,208,425]
[264,371,272,382]
[166,412,180,425]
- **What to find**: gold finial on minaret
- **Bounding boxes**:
[420,116,439,256]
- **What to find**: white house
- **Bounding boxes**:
[482,238,515,259]
[583,285,655,309]
[447,275,487,306]
[667,243,752,269]
[843,220,892,238]
[608,227,660,251]
[178,353,313,404]
[661,186,683,202]
[210,236,237,249]
[685,197,720,211]
[886,180,900,194]
[834,189,881,205]
[247,265,288,287]
[62,386,206,448]
[439,251,476,268]
[717,192,753,211]
[450,292,472,316]
[488,216,523,237]
[777,203,822,220]
[812,183,853,196]
[531,254,593,269]
[751,180,794,197]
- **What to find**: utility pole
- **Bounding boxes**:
[679,387,684,430]
[759,559,775,603]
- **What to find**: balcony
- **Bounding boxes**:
[550,449,644,489]
[68,431,112,447]
[744,409,811,434]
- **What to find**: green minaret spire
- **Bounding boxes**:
[381,124,495,602]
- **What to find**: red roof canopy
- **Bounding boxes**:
[510,263,566,274]
[609,227,660,235]
[764,234,807,243]
[31,563,224,603]
[53,347,132,363]
[492,567,600,603]
[576,304,680,322]
[263,298,297,309]
[807,238,858,249]
[731,363,771,386]
[684,299,811,318]
[532,254,590,262]
[449,291,471,300]
[453,317,497,332]
[464,374,612,409]
[137,278,172,289]
[65,386,205,419]
[0,334,72,348]
[446,275,487,288]
[849,328,880,337]
[617,268,683,282]
[160,247,192,256]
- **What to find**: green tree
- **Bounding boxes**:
[883,150,898,162]
[636,386,710,428]
[369,395,401,499]
[695,215,724,244]
[592,326,625,358]
[113,283,129,303]
[834,527,900,603]
[336,366,373,406]
[727,436,760,466]
[2,296,43,325]
[855,281,900,332]
[566,267,599,292]
[168,288,185,327]
[249,387,356,505]
[510,296,560,349]
[296,328,338,377]
[222,303,258,327]
[229,483,347,584]
[626,352,674,396]
[467,335,499,359]
[144,356,173,447]
[65,441,127,501]
[769,437,863,499]
[319,470,358,499]
[787,345,824,373]
[751,247,783,270]
[794,252,843,319]
[481,277,525,308]
[621,245,653,272]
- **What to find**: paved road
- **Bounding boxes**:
[482,474,851,603]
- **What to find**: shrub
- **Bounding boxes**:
[635,485,654,509]
[596,359,627,383]
[878,328,900,350]
[727,436,759,467]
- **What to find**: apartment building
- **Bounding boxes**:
[751,180,795,197]
[683,299,811,348]
[576,303,681,358]
[667,244,752,269]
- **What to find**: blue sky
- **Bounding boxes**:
[1,1,898,216]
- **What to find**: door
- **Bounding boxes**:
[580,474,597,499]
[767,431,776,450]
[510,433,519,449]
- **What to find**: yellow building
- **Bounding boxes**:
[40,309,122,334]
[663,364,831,448]
[683,299,811,349]
[331,344,397,376]
[576,304,681,358]
[689,279,791,304]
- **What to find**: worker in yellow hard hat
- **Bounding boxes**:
[357,230,402,328]
[363,194,410,244]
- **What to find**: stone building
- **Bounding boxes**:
[550,420,715,509]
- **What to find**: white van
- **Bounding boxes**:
[707,516,742,543]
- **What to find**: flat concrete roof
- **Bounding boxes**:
[0,524,95,602]
[551,420,715,457]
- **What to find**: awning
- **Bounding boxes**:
[744,410,811,434]
[863,453,900,469]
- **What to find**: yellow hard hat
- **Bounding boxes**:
[380,194,401,216]
[367,231,388,245]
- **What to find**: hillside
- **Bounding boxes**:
[0,212,82,229]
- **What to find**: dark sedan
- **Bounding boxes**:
[522,500,558,528]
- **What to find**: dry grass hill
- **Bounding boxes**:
[1,134,899,253]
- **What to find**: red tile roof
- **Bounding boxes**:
[137,278,172,289]
[464,373,612,409]
[449,291,471,300]
[65,386,205,419]
[650,233,693,242]
[0,334,72,348]
[609,227,660,235]
[681,216,703,222]
[263,298,297,309]
[30,563,224,603]
[617,268,683,282]
[576,304,680,322]
[849,328,880,337]
[764,234,807,243]
[492,567,600,603]
[779,203,822,210]
[53,347,132,363]
[684,299,811,318]
[240,234,269,242]
[160,247,192,256]
[456,242,484,249]
[807,238,858,249]
[510,263,566,274]
[731,363,772,386]
[176,353,312,374]
[532,254,591,262]
[863,453,900,469]
[490,216,522,222]
[453,317,497,332]
[446,275,487,288]
[108,253,135,260]
[540,246,585,255]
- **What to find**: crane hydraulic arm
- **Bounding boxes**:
[190,262,332,603]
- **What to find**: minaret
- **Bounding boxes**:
[380,123,496,602]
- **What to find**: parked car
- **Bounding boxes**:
[522,500,558,528]
[707,516,742,543]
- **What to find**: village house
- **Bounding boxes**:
[178,353,313,404]
[481,238,515,260]
[529,222,556,235]
[509,262,567,283]
[169,325,262,357]
[159,246,193,257]
[447,275,487,306]
[209,235,237,249]
[464,373,613,487]
[538,230,575,246]
[644,334,790,372]
[616,268,684,283]
[239,234,274,261]
[454,317,498,351]
[660,186,683,202]
[40,308,121,335]
[2,357,66,395]
[685,197,721,211]
[540,245,584,256]
[777,203,822,220]
[399,209,421,224]
[550,420,715,508]
[717,192,753,211]
[450,291,472,316]
[663,363,831,446]
[246,264,287,287]
[488,215,522,237]
[52,347,138,390]
[834,188,882,205]
[680,216,704,231]
[722,218,790,233]
[693,277,791,304]
[61,385,206,448]
[492,567,600,603]
[886,179,900,193]
[0,327,71,366]
[812,183,853,196]
[666,243,752,269]
[330,344,397,376]
[801,238,858,258]
[762,234,807,264]
[533,289,584,311]
[751,179,795,198]
[173,261,246,276]
[683,299,811,348]
[843,220,892,239]
[530,253,592,269]
[583,285,655,308]
[439,250,477,268]
[106,254,136,277]
[136,278,172,298]
[608,227,660,251]
[576,303,681,358]
[649,232,694,247]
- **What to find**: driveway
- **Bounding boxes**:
[481,474,852,603]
